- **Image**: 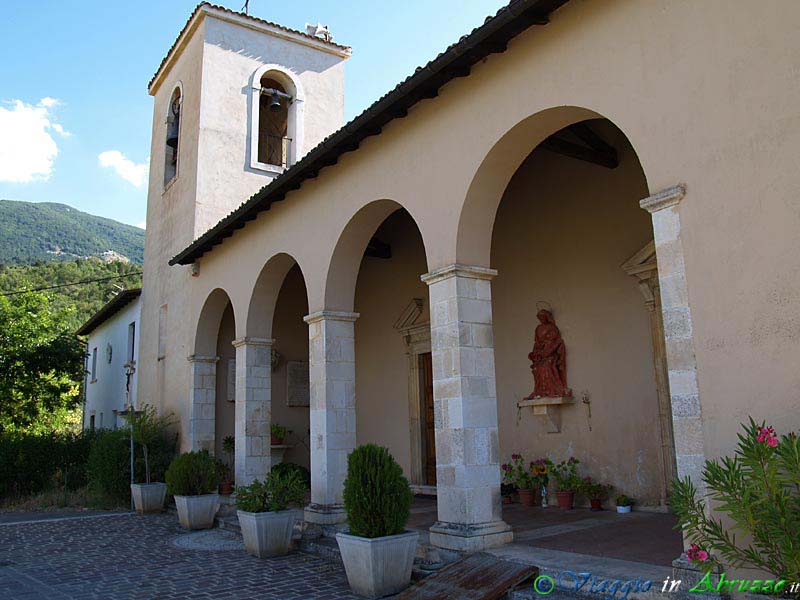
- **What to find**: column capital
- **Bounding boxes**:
[420,263,498,286]
[187,354,219,363]
[640,184,686,214]
[303,310,360,325]
[231,337,274,348]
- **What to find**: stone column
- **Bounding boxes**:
[640,185,706,494]
[232,338,273,486]
[641,185,720,588]
[420,264,512,552]
[187,355,218,453]
[303,310,358,525]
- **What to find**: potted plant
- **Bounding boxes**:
[615,494,634,513]
[581,477,611,511]
[548,457,581,510]
[219,435,235,494]
[165,450,220,529]
[502,454,539,506]
[126,405,175,514]
[236,468,308,558]
[270,423,287,445]
[501,483,516,504]
[337,444,416,599]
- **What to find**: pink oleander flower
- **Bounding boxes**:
[511,453,520,460]
[756,426,778,447]
[687,544,709,563]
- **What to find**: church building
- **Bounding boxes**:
[137,1,800,556]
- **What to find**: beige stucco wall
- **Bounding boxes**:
[140,0,800,496]
[491,127,661,503]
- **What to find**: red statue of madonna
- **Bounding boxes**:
[525,309,572,399]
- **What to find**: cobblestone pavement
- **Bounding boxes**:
[0,512,360,600]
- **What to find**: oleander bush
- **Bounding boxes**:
[271,462,311,487]
[342,444,412,538]
[671,418,800,582]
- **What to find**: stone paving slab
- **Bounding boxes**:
[0,512,360,599]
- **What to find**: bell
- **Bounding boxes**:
[166,121,179,150]
[269,92,282,112]
[166,99,180,149]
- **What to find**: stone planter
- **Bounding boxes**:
[556,491,575,510]
[616,505,632,513]
[174,493,220,529]
[131,482,167,514]
[238,509,299,558]
[336,530,419,598]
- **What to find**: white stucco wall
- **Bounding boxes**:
[83,298,141,430]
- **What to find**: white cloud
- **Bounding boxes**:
[0,98,67,183]
[98,150,149,188]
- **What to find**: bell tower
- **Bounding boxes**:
[138,3,350,412]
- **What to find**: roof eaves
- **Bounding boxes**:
[149,2,351,95]
[75,289,142,337]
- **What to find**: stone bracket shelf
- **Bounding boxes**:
[270,444,293,465]
[517,396,574,433]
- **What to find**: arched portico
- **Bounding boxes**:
[189,288,236,454]
[232,254,311,486]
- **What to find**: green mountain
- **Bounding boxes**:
[0,200,145,265]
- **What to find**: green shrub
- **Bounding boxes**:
[122,405,176,484]
[0,430,95,498]
[342,444,411,538]
[236,469,308,513]
[271,462,310,487]
[86,429,130,500]
[165,451,219,496]
[615,494,634,507]
[671,418,800,581]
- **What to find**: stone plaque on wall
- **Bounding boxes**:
[287,361,310,407]
[227,359,236,402]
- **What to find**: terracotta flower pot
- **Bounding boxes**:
[590,498,602,511]
[219,481,234,495]
[556,491,575,510]
[518,488,537,506]
[271,436,284,445]
[502,495,512,505]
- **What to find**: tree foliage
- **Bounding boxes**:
[671,418,800,582]
[0,292,85,433]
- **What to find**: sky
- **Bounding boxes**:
[0,0,508,229]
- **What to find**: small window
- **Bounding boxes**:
[164,87,181,187]
[89,414,95,430]
[158,304,168,360]
[258,76,291,167]
[91,347,98,382]
[127,322,136,364]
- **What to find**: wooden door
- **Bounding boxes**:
[420,352,436,485]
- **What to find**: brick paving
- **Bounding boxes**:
[0,512,360,600]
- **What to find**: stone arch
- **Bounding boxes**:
[193,287,235,356]
[245,252,306,339]
[455,106,648,267]
[323,199,430,312]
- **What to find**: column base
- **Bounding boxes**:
[429,520,513,552]
[304,503,347,525]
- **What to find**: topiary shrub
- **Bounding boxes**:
[343,444,412,538]
[165,451,219,496]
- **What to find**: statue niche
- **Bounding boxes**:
[525,309,572,399]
